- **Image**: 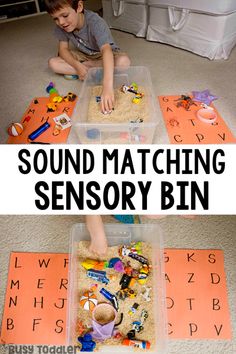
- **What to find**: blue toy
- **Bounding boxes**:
[78,333,96,352]
[108,257,121,268]
[86,128,100,139]
[113,215,141,224]
[100,287,119,311]
[87,269,109,285]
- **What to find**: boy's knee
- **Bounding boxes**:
[115,54,131,68]
[48,57,59,72]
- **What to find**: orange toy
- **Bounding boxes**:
[79,290,98,312]
[7,122,23,136]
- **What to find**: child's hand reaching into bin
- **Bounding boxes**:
[85,215,108,257]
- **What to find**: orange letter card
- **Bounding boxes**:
[7,97,77,144]
[165,249,232,339]
[0,253,68,344]
[158,95,236,144]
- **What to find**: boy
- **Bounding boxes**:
[45,0,130,113]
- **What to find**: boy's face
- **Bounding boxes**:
[51,2,83,32]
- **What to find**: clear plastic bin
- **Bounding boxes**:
[71,66,159,144]
[67,223,167,353]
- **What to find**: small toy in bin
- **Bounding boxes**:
[122,338,151,350]
[124,261,133,277]
[113,260,124,273]
[141,286,152,302]
[138,264,150,285]
[128,302,140,315]
[120,274,135,289]
[78,333,96,352]
[119,242,142,257]
[81,259,108,271]
[91,303,119,341]
[116,288,137,300]
[132,309,148,333]
[108,257,121,268]
[76,320,87,336]
[79,289,98,312]
[87,269,109,285]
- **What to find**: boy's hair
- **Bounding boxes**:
[44,0,83,14]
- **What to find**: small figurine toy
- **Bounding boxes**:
[79,289,98,312]
[124,261,133,277]
[141,286,152,302]
[132,309,148,333]
[46,82,63,111]
[138,264,150,284]
[175,95,197,111]
[119,274,133,289]
[76,320,87,336]
[132,92,144,104]
[78,333,96,352]
[128,303,140,316]
[128,252,149,265]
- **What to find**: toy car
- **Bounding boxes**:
[87,269,109,285]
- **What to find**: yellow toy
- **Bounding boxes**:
[81,259,108,271]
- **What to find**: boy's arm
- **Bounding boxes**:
[100,43,115,114]
[85,215,108,257]
[58,41,88,80]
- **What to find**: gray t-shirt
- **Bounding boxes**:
[54,9,119,55]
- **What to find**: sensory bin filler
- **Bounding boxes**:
[71,66,159,144]
[67,224,167,353]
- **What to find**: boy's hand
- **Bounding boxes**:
[100,86,114,114]
[89,237,108,258]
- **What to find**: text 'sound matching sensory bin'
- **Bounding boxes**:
[67,223,167,352]
[71,66,159,144]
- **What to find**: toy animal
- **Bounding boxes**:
[175,95,197,111]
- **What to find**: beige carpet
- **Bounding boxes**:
[0,10,236,354]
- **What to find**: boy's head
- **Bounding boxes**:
[44,0,83,15]
[45,0,84,32]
